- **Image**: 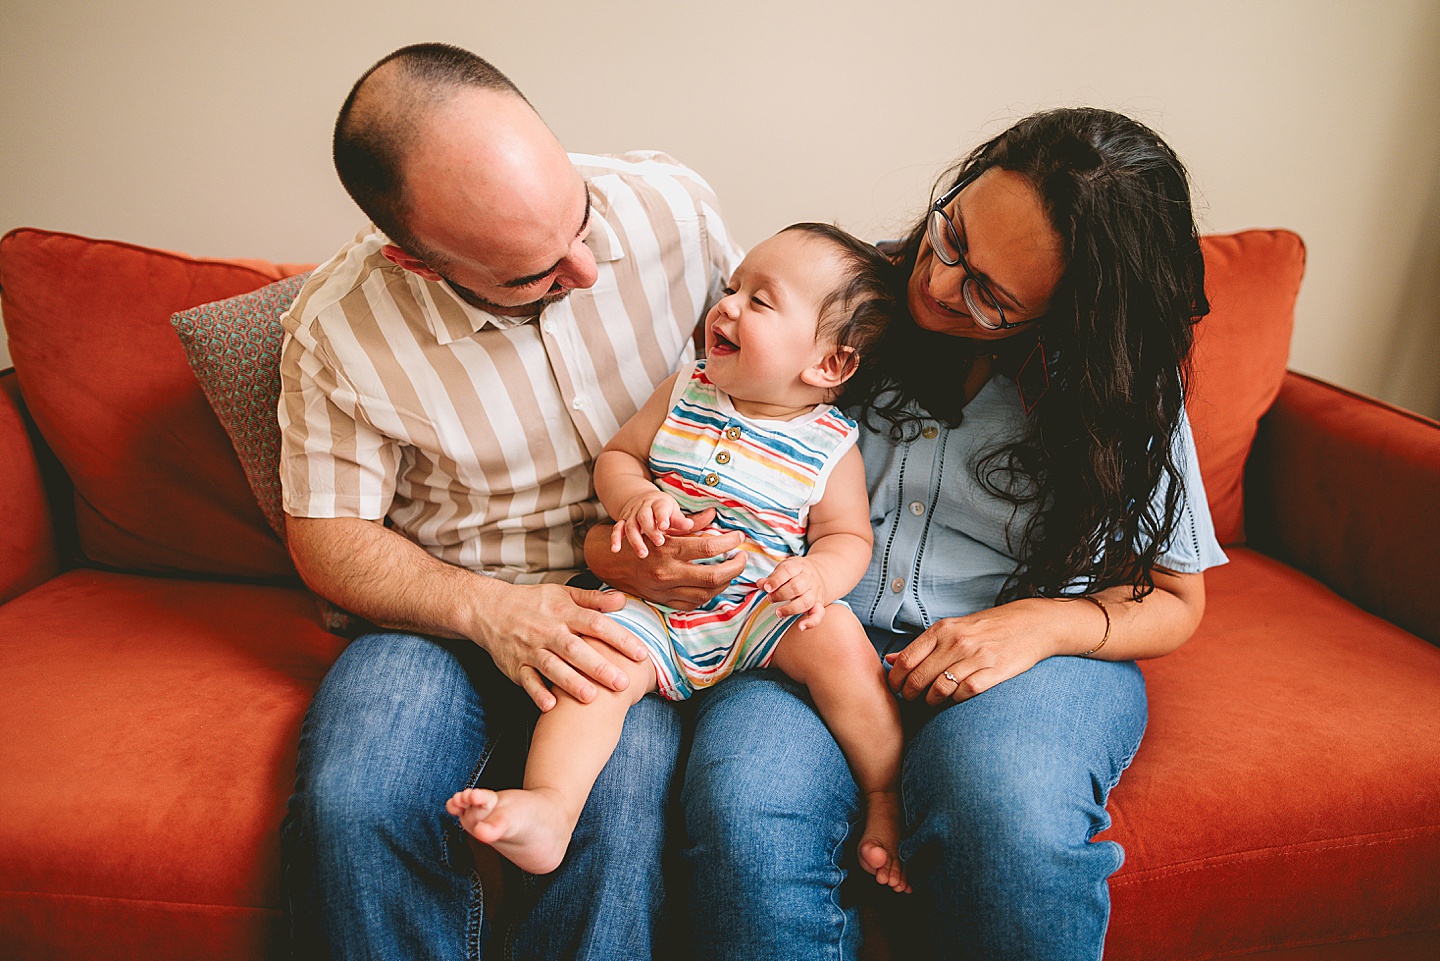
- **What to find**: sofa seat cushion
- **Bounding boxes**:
[1103,547,1440,960]
[0,570,346,961]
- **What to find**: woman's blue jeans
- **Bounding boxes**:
[281,632,1145,960]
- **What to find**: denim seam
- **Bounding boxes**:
[437,729,506,864]
[456,722,503,961]
[465,867,485,961]
[825,826,853,961]
[443,722,504,865]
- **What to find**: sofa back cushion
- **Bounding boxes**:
[0,226,1301,580]
[0,371,61,603]
[1187,230,1305,544]
[0,228,306,579]
[171,273,312,541]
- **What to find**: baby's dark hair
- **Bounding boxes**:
[779,222,902,364]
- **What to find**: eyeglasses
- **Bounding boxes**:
[926,169,1019,330]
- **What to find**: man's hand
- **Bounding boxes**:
[585,508,746,610]
[761,556,828,630]
[610,489,693,558]
[285,515,648,712]
[469,582,645,712]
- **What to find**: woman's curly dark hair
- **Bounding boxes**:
[843,107,1209,603]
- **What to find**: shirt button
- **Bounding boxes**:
[922,425,939,439]
[890,577,905,593]
[725,426,742,440]
[571,396,586,410]
[715,451,731,464]
[704,472,720,486]
[908,501,926,516]
[542,320,558,335]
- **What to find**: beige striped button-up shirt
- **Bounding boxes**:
[279,151,742,583]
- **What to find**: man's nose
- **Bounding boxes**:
[555,241,599,291]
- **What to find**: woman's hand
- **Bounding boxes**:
[584,508,747,610]
[888,573,1205,705]
[885,598,1068,706]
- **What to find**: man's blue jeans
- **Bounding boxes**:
[281,633,1143,960]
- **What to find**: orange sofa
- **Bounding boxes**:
[1,226,1437,960]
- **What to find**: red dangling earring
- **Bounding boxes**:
[1017,337,1051,415]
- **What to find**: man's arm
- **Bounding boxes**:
[286,514,646,711]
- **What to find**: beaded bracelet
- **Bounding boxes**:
[1077,595,1111,657]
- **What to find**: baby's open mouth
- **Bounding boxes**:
[712,330,739,352]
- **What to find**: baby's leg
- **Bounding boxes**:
[446,637,658,874]
[769,606,911,893]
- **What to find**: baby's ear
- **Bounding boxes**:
[801,345,858,391]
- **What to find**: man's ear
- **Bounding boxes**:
[380,244,444,282]
[800,345,858,391]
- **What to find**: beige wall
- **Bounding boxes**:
[3,0,1438,416]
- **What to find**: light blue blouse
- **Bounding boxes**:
[846,374,1227,643]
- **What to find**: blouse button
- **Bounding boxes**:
[704,472,720,486]
[890,577,905,593]
[921,425,939,439]
[715,451,731,465]
[725,426,743,440]
[908,501,926,516]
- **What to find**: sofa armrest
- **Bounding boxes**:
[0,368,67,603]
[1244,371,1440,645]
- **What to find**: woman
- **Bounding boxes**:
[588,106,1226,960]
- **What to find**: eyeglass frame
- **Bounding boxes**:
[926,168,1028,331]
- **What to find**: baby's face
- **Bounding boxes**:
[704,231,847,409]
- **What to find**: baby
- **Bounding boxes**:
[448,223,910,893]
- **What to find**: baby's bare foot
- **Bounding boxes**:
[857,789,911,894]
[445,787,575,875]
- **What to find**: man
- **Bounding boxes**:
[278,43,745,959]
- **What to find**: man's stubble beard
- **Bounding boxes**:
[439,272,573,317]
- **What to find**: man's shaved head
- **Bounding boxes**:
[332,43,527,261]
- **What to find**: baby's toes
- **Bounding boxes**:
[888,861,912,894]
[858,838,889,877]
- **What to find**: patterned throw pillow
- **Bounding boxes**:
[169,272,308,540]
[171,273,369,635]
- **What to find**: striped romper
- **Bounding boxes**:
[605,361,859,700]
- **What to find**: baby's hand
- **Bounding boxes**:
[762,557,828,630]
[610,490,693,558]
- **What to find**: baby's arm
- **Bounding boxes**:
[761,446,873,629]
[594,372,694,558]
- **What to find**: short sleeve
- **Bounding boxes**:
[656,153,744,316]
[1150,406,1229,573]
[703,207,744,315]
[808,424,860,508]
[277,324,402,521]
